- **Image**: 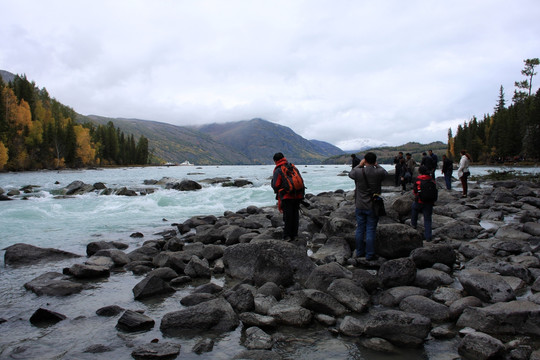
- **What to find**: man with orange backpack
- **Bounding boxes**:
[411,165,438,242]
[271,152,305,241]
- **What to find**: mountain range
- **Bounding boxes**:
[80,115,345,165]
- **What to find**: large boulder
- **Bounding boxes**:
[434,221,480,240]
[24,272,85,296]
[457,269,515,303]
[363,310,431,348]
[116,310,155,332]
[399,295,450,322]
[252,248,294,287]
[132,275,175,300]
[29,308,66,325]
[327,278,370,313]
[410,244,456,268]
[379,286,430,307]
[184,256,211,278]
[68,263,110,279]
[267,303,312,326]
[378,257,416,288]
[458,332,505,360]
[375,224,423,259]
[301,289,348,317]
[167,180,202,191]
[304,262,352,291]
[5,243,81,266]
[160,297,239,335]
[223,240,316,285]
[311,236,351,264]
[457,300,540,336]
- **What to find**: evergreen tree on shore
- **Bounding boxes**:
[450,58,540,162]
[0,74,148,170]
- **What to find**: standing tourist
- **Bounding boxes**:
[428,149,439,178]
[349,152,388,260]
[271,152,305,241]
[457,150,471,198]
[393,152,404,186]
[441,154,453,190]
[411,165,438,242]
[405,153,416,184]
[351,154,361,168]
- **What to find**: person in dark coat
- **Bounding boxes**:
[349,152,388,260]
[441,154,453,190]
[393,152,404,186]
[271,152,305,241]
[351,154,360,168]
[411,165,435,242]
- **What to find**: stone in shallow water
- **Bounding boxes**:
[131,342,181,360]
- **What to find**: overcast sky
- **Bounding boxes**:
[2,1,539,150]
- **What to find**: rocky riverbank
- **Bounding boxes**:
[3,176,540,359]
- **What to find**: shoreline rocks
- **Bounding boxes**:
[4,177,540,358]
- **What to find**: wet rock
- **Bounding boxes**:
[379,286,430,307]
[253,248,294,287]
[84,255,115,269]
[351,268,380,293]
[375,224,423,259]
[301,289,348,317]
[327,278,370,312]
[184,256,211,278]
[457,331,505,360]
[65,180,94,195]
[147,267,178,281]
[410,244,456,268]
[29,308,66,326]
[257,282,282,300]
[131,342,181,360]
[363,310,431,348]
[304,262,352,291]
[240,312,278,328]
[115,187,137,196]
[432,286,463,305]
[160,297,239,335]
[414,268,453,290]
[24,272,85,296]
[128,245,161,262]
[448,296,483,320]
[339,315,364,336]
[224,284,255,312]
[232,349,283,360]
[167,179,202,191]
[254,295,278,315]
[133,275,175,300]
[68,263,110,279]
[358,337,398,353]
[93,249,130,266]
[201,244,224,261]
[433,221,480,240]
[267,303,312,326]
[399,295,450,322]
[457,269,515,303]
[192,338,214,354]
[495,225,532,241]
[244,326,273,350]
[4,243,81,266]
[83,344,112,353]
[223,240,316,285]
[378,257,416,288]
[524,222,540,237]
[96,305,125,317]
[116,310,155,332]
[311,236,351,264]
[457,300,540,336]
[180,293,216,306]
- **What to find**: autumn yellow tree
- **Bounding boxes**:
[74,125,96,165]
[0,141,8,170]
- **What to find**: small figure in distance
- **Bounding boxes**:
[457,150,471,198]
[441,154,453,190]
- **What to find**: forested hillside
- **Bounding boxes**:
[0,73,149,170]
[450,58,540,162]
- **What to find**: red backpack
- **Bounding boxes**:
[279,163,305,197]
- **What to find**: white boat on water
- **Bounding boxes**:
[179,160,194,166]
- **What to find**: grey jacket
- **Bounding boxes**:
[349,164,388,210]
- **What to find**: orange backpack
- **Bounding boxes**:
[279,163,305,197]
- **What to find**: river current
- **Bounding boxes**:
[0,164,537,359]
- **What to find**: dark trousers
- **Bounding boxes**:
[282,199,300,239]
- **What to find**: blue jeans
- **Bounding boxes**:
[411,201,433,241]
[444,172,452,189]
[355,208,378,258]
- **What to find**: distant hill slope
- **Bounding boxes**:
[80,115,252,165]
[324,141,448,165]
[197,118,343,164]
